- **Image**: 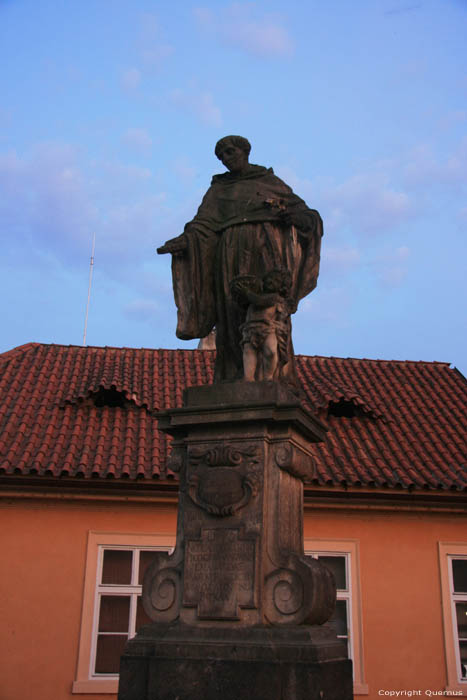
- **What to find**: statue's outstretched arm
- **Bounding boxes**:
[157,233,188,255]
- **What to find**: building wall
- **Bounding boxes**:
[1,493,466,700]
[0,494,177,700]
[305,504,466,696]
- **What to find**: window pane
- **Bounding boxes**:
[459,641,467,679]
[138,550,157,585]
[329,599,348,637]
[102,550,132,585]
[456,602,467,638]
[318,556,347,590]
[135,595,153,630]
[452,559,467,594]
[98,595,130,633]
[95,634,127,674]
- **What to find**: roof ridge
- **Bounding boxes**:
[0,343,217,354]
[1,344,454,369]
[0,343,41,363]
[295,353,452,367]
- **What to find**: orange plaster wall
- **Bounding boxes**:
[1,496,466,700]
[305,506,467,698]
[0,496,177,700]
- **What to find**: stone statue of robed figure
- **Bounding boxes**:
[119,137,352,700]
[158,135,323,386]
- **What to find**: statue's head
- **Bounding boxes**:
[215,135,251,174]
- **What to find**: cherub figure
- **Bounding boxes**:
[230,268,293,382]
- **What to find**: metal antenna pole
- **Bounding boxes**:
[83,232,96,346]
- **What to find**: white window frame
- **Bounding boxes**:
[439,542,467,695]
[305,538,368,695]
[73,532,175,695]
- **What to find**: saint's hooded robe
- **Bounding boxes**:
[171,165,323,383]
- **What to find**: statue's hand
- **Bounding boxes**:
[278,209,311,232]
[157,234,188,255]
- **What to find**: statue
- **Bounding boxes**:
[119,140,353,700]
[158,135,323,386]
[231,268,293,382]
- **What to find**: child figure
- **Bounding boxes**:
[231,268,292,382]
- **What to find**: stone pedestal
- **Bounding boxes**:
[118,382,353,699]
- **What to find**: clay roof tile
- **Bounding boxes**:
[0,343,465,491]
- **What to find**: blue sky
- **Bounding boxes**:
[1,0,466,375]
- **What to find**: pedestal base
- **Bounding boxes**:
[118,623,353,700]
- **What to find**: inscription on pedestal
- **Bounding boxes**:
[184,528,256,619]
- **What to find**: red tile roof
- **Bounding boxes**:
[0,343,466,491]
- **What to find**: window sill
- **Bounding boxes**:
[72,679,118,694]
[354,683,369,695]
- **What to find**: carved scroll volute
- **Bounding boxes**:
[189,444,259,468]
[166,444,185,473]
[142,551,182,623]
[264,554,335,626]
[274,442,316,482]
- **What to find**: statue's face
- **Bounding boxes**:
[217,144,249,174]
[263,271,283,293]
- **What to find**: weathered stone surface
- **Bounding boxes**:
[119,623,352,700]
[143,382,332,627]
[119,383,353,699]
[157,135,323,387]
[183,528,256,619]
[157,380,328,446]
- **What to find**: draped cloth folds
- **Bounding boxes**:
[170,165,323,385]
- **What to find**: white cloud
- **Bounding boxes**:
[300,285,352,326]
[169,88,222,127]
[0,106,12,134]
[372,246,411,288]
[105,194,166,243]
[122,128,153,154]
[324,246,361,270]
[103,161,152,181]
[141,45,174,69]
[194,4,294,58]
[121,68,142,91]
[437,110,467,131]
[277,165,413,236]
[403,139,467,187]
[138,12,159,41]
[0,142,170,276]
[329,174,411,233]
[279,137,467,241]
[379,265,408,287]
[172,157,197,181]
[0,143,97,255]
[395,245,410,261]
[137,12,174,70]
[457,207,467,227]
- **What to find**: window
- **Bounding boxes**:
[439,543,467,694]
[451,558,467,681]
[309,554,351,656]
[73,532,175,694]
[93,547,159,675]
[305,539,367,695]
